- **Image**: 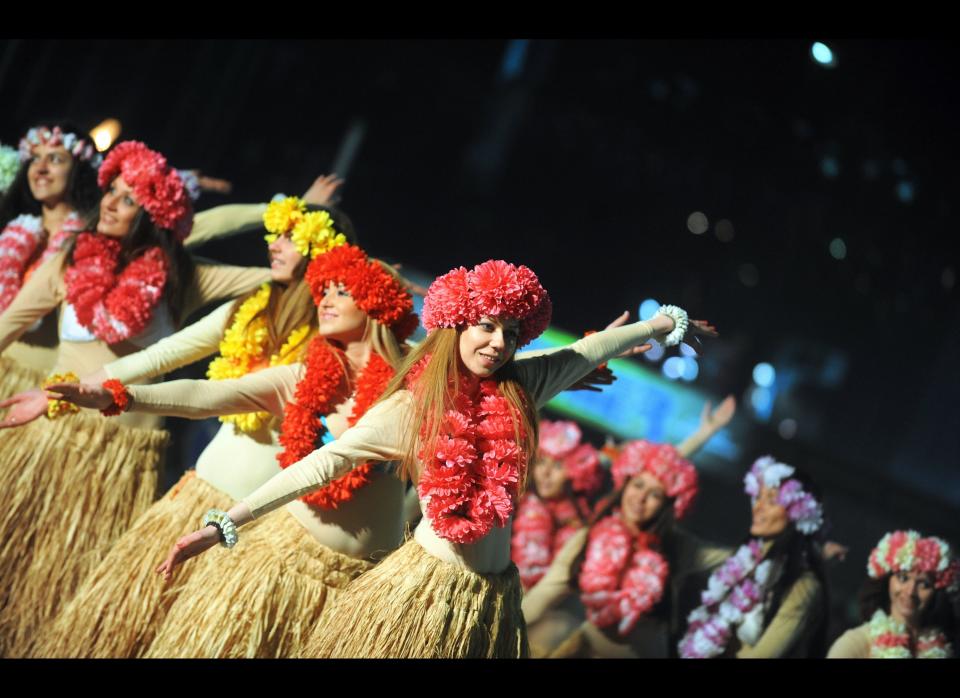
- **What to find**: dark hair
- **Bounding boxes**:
[307,203,358,245]
[0,121,101,226]
[858,573,959,646]
[753,466,830,657]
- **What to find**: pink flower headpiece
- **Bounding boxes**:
[868,530,959,592]
[612,440,699,520]
[18,126,102,167]
[97,141,193,241]
[743,456,823,535]
[538,419,603,497]
[421,259,552,346]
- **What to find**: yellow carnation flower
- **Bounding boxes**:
[291,210,347,259]
[263,196,306,240]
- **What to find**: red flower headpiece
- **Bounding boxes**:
[98,141,193,241]
[421,259,552,346]
[612,440,699,520]
[538,419,603,496]
[867,530,959,592]
[305,243,418,341]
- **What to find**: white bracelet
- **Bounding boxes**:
[657,305,689,347]
[201,508,239,548]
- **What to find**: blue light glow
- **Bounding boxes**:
[752,362,776,387]
[639,299,660,320]
[680,357,699,382]
[643,338,665,362]
[500,40,529,82]
[829,238,847,260]
[811,42,835,66]
[821,156,840,179]
[662,356,684,380]
[750,386,774,420]
[896,181,915,204]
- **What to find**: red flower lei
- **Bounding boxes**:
[512,493,590,589]
[63,232,168,344]
[277,335,395,509]
[410,357,528,545]
[578,513,670,636]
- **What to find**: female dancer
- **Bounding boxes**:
[46,241,418,658]
[29,197,354,657]
[150,260,715,658]
[678,456,829,658]
[827,530,957,658]
[519,400,736,658]
[0,141,269,655]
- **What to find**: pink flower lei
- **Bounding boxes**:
[577,513,669,636]
[512,492,589,589]
[867,530,959,592]
[410,357,528,545]
[0,212,84,313]
[98,141,193,241]
[867,609,953,659]
[421,259,552,346]
[678,539,776,659]
[743,456,823,535]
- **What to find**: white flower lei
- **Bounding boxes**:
[867,609,953,659]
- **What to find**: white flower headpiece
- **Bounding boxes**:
[743,456,823,535]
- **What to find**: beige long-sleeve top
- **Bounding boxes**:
[735,572,823,658]
[225,321,660,573]
[827,623,870,659]
[127,361,404,558]
[183,203,267,249]
[0,251,269,428]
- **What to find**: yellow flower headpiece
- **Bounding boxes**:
[263,196,346,259]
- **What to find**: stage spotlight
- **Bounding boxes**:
[829,238,847,260]
[662,356,683,380]
[687,211,709,235]
[778,418,798,440]
[896,181,915,204]
[639,298,660,320]
[811,42,836,67]
[90,118,121,152]
[752,362,775,388]
[680,357,699,382]
[643,337,665,362]
[679,342,698,357]
[750,386,773,418]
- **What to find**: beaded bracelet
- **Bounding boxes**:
[656,305,689,347]
[41,372,81,419]
[201,508,239,548]
[100,379,131,417]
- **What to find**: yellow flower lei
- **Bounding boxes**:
[207,283,313,433]
[262,196,346,259]
[41,371,80,419]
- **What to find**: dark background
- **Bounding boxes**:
[2,38,957,645]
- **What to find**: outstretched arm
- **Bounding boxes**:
[0,251,65,354]
[676,395,736,459]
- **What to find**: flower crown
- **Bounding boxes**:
[97,141,193,241]
[421,259,552,346]
[743,456,823,535]
[868,530,959,592]
[305,243,418,341]
[612,440,699,520]
[263,196,347,260]
[538,419,603,497]
[18,126,103,167]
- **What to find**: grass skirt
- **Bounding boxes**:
[0,355,46,398]
[145,508,373,658]
[302,538,529,658]
[28,472,231,657]
[0,410,167,656]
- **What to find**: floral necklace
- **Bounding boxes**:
[277,336,395,509]
[868,609,953,659]
[678,539,778,659]
[578,512,669,636]
[410,357,527,545]
[207,283,313,433]
[63,232,168,344]
[0,211,82,312]
[513,494,588,589]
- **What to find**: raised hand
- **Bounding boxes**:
[196,174,233,195]
[44,382,113,411]
[823,541,849,562]
[156,526,221,582]
[688,319,719,339]
[0,389,49,429]
[567,366,617,392]
[302,174,344,206]
[699,395,736,433]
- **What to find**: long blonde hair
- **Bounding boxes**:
[377,327,538,488]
